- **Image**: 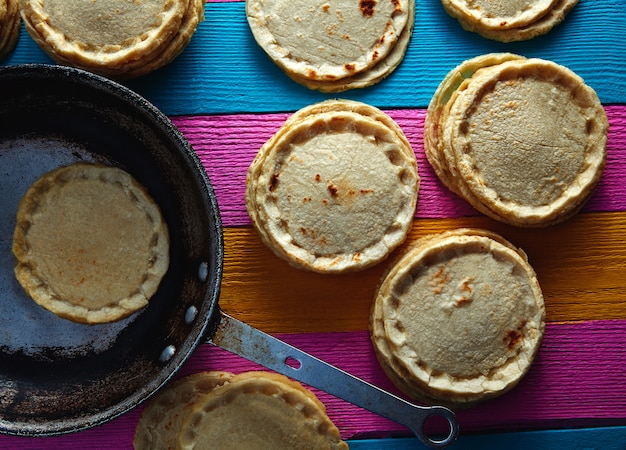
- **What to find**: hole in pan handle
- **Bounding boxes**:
[209,312,459,449]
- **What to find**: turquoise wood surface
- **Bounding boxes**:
[347,426,626,449]
[3,1,625,116]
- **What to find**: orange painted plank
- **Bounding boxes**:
[220,211,626,333]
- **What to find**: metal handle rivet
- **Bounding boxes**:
[198,261,208,282]
[159,345,176,363]
[185,306,198,325]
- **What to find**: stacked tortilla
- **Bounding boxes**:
[424,53,608,227]
[19,0,205,79]
[441,0,579,42]
[0,0,19,61]
[246,0,414,92]
[245,99,420,273]
[134,371,348,450]
[370,228,546,408]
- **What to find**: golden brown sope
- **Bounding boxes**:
[13,163,170,324]
[134,371,348,450]
[0,0,20,62]
[246,99,419,273]
[246,0,413,92]
[370,228,545,408]
[424,54,608,227]
[19,0,205,79]
[441,0,579,42]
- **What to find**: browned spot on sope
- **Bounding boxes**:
[503,320,528,349]
[504,329,523,349]
[359,0,376,17]
[327,183,339,197]
[429,265,451,295]
[269,173,279,191]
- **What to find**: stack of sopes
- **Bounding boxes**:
[19,0,205,79]
[370,228,546,408]
[0,0,19,61]
[245,99,419,273]
[246,0,414,92]
[133,371,348,450]
[424,53,608,228]
[441,0,579,42]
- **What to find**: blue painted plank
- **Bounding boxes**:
[347,426,626,449]
[2,1,625,116]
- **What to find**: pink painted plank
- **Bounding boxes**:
[181,320,626,436]
[173,105,626,227]
[2,320,623,448]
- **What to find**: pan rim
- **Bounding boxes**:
[0,63,224,437]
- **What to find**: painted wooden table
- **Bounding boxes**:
[2,1,626,448]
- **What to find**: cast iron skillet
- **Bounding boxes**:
[0,65,458,448]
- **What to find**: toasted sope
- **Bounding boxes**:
[177,372,348,450]
[245,100,419,273]
[246,0,412,91]
[0,0,19,62]
[133,371,347,450]
[12,163,170,324]
[19,0,204,79]
[441,0,578,42]
[283,0,414,93]
[424,54,608,227]
[423,53,527,193]
[451,0,579,43]
[370,228,545,408]
[442,0,558,30]
[447,58,607,226]
[134,371,235,450]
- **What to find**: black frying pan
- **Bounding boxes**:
[0,65,458,448]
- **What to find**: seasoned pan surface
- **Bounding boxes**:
[0,65,223,436]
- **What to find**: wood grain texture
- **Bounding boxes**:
[1,0,624,447]
[3,2,625,115]
[3,321,623,448]
[172,105,626,227]
[220,212,626,333]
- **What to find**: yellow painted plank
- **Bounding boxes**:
[220,211,626,333]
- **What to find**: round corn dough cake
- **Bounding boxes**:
[441,0,578,42]
[447,58,607,227]
[246,100,419,273]
[424,55,608,227]
[12,163,170,324]
[370,228,545,408]
[19,0,204,79]
[283,0,414,93]
[0,0,20,61]
[451,0,579,43]
[111,0,205,80]
[176,371,348,450]
[441,0,558,30]
[134,371,235,450]
[246,0,410,83]
[423,52,526,193]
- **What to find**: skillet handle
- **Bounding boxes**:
[209,311,459,449]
